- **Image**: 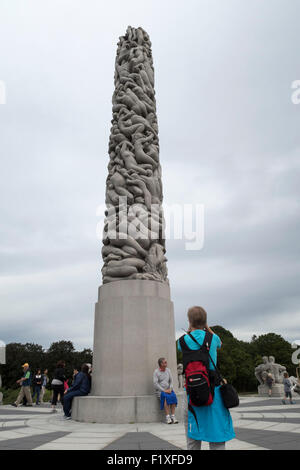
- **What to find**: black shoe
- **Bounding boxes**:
[11,403,17,407]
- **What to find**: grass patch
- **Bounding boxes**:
[0,387,52,405]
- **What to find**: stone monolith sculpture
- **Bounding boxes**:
[72,26,178,423]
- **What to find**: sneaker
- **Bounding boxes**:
[166,416,172,424]
[11,403,17,407]
[281,400,286,405]
[65,416,72,420]
[171,416,178,424]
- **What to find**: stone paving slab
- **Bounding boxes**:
[103,432,180,450]
[0,425,28,432]
[238,398,299,407]
[234,428,300,450]
[0,396,299,450]
[0,431,70,450]
[240,417,300,424]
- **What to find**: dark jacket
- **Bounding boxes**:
[53,368,66,384]
[33,374,43,387]
[68,372,91,395]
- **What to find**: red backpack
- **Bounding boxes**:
[179,331,216,407]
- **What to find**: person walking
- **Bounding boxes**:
[282,372,294,404]
[266,373,274,397]
[63,364,91,419]
[153,358,178,424]
[51,360,66,413]
[178,306,235,450]
[32,369,43,405]
[40,369,49,403]
[11,363,33,407]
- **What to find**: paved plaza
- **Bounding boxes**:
[0,395,299,450]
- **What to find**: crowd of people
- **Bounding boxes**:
[8,304,297,450]
[11,362,92,419]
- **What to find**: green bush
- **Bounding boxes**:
[1,388,20,405]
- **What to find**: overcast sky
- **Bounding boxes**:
[0,0,299,350]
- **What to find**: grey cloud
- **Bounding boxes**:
[0,0,299,348]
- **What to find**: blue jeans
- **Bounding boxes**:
[63,391,85,417]
[32,386,41,404]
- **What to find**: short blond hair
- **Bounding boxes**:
[187,306,207,329]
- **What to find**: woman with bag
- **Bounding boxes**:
[50,360,66,413]
[178,306,236,450]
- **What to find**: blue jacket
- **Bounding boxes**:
[68,372,91,394]
[178,331,235,443]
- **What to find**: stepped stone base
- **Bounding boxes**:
[258,384,284,397]
[72,393,184,424]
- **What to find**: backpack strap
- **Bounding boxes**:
[179,335,191,351]
[188,402,199,431]
[187,331,223,381]
[187,330,213,351]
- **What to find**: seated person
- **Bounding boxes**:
[153,357,178,424]
[63,364,91,419]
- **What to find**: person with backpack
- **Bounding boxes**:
[11,363,33,407]
[63,364,91,419]
[153,358,178,424]
[51,360,66,412]
[32,369,43,405]
[178,306,235,450]
[282,372,294,404]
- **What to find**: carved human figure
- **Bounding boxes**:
[268,356,286,384]
[177,363,183,389]
[255,355,287,385]
[255,356,270,385]
[102,26,168,284]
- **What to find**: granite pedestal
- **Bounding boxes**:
[72,280,179,423]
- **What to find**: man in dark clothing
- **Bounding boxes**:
[63,364,91,419]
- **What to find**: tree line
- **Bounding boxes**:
[177,326,296,392]
[0,340,92,390]
[1,328,296,393]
